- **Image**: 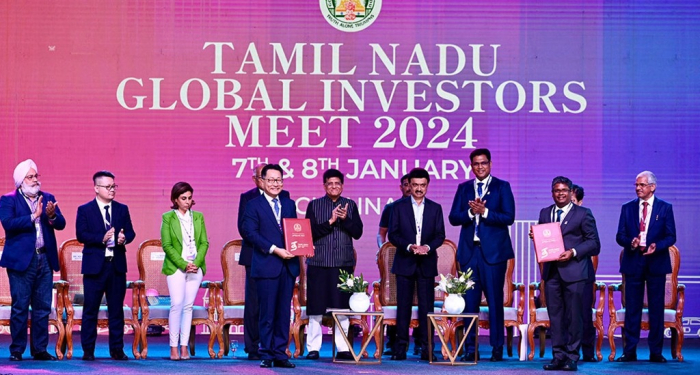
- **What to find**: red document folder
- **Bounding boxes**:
[532,222,565,263]
[283,218,315,257]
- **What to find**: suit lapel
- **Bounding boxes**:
[14,190,32,215]
[169,211,183,245]
[261,196,281,232]
[193,212,202,242]
[647,198,660,232]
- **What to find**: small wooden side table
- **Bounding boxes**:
[331,310,384,364]
[427,313,479,365]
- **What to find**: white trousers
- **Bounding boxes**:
[306,314,349,352]
[166,268,203,347]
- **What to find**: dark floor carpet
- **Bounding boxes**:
[0,333,696,374]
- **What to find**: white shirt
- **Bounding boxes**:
[410,196,425,249]
[469,175,491,241]
[175,209,197,262]
[639,195,655,246]
[551,202,577,256]
[263,193,282,253]
[95,198,115,256]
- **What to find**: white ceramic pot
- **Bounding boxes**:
[349,292,370,312]
[444,294,465,314]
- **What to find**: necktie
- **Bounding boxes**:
[640,202,648,231]
[104,206,111,230]
[556,209,563,223]
[272,198,281,230]
[475,182,484,239]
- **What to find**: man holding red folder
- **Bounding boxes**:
[534,176,600,371]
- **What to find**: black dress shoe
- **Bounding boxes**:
[582,355,597,362]
[650,354,667,363]
[561,360,578,371]
[413,345,422,355]
[306,350,319,360]
[260,359,273,368]
[82,353,95,361]
[110,350,129,360]
[273,359,296,368]
[615,353,637,362]
[336,351,353,360]
[462,352,476,362]
[543,359,564,370]
[34,351,57,361]
[420,352,430,361]
[247,352,261,360]
[390,352,406,360]
[383,349,395,356]
[9,352,22,361]
[490,350,503,362]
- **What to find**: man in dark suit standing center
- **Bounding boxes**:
[241,164,298,369]
[449,148,515,362]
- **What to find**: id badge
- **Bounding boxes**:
[639,232,647,247]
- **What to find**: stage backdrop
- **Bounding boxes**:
[1,1,699,337]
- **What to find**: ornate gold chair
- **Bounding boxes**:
[58,239,141,359]
[527,256,605,360]
[136,239,218,359]
[607,246,684,361]
[0,237,66,359]
[213,239,246,359]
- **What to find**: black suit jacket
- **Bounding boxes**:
[76,199,136,275]
[389,197,446,278]
[237,188,289,266]
[537,204,600,283]
[241,194,299,279]
[616,197,676,276]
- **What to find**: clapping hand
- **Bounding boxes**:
[103,227,115,244]
[117,229,126,245]
[33,196,44,219]
[643,243,657,256]
[468,198,486,216]
[46,201,58,219]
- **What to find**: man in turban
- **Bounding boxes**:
[0,159,65,361]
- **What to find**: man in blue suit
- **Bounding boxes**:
[535,176,600,371]
[76,171,136,361]
[448,148,515,362]
[241,164,298,368]
[237,162,290,360]
[388,168,445,361]
[0,159,65,361]
[615,171,676,363]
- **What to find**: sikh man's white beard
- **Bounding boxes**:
[21,181,41,197]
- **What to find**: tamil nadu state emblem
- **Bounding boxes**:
[319,0,382,32]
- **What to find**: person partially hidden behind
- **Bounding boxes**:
[0,159,65,361]
[615,171,676,363]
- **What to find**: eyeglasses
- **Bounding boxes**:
[264,179,283,185]
[471,161,490,167]
[552,189,571,194]
[635,183,653,188]
[97,185,118,191]
[24,174,41,180]
[325,182,342,187]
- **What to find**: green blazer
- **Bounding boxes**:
[160,210,209,276]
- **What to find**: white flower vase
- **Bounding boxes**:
[349,292,370,312]
[444,294,465,314]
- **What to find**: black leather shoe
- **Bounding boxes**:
[650,354,667,363]
[306,350,319,360]
[34,351,57,361]
[390,352,406,360]
[82,353,95,361]
[273,359,296,368]
[543,359,564,370]
[615,353,637,362]
[490,348,503,362]
[413,345,422,355]
[383,349,395,356]
[336,351,353,360]
[247,352,261,360]
[9,352,22,361]
[109,350,129,360]
[561,360,578,371]
[462,352,476,362]
[260,359,273,368]
[582,355,597,362]
[420,352,430,361]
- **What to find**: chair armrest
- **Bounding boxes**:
[528,282,540,322]
[514,282,525,323]
[372,281,382,311]
[608,282,622,291]
[594,282,606,317]
[676,284,686,317]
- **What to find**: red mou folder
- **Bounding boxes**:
[532,222,565,263]
[283,218,314,257]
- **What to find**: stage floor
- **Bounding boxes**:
[0,333,695,374]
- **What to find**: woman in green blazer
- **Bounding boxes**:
[161,182,209,360]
